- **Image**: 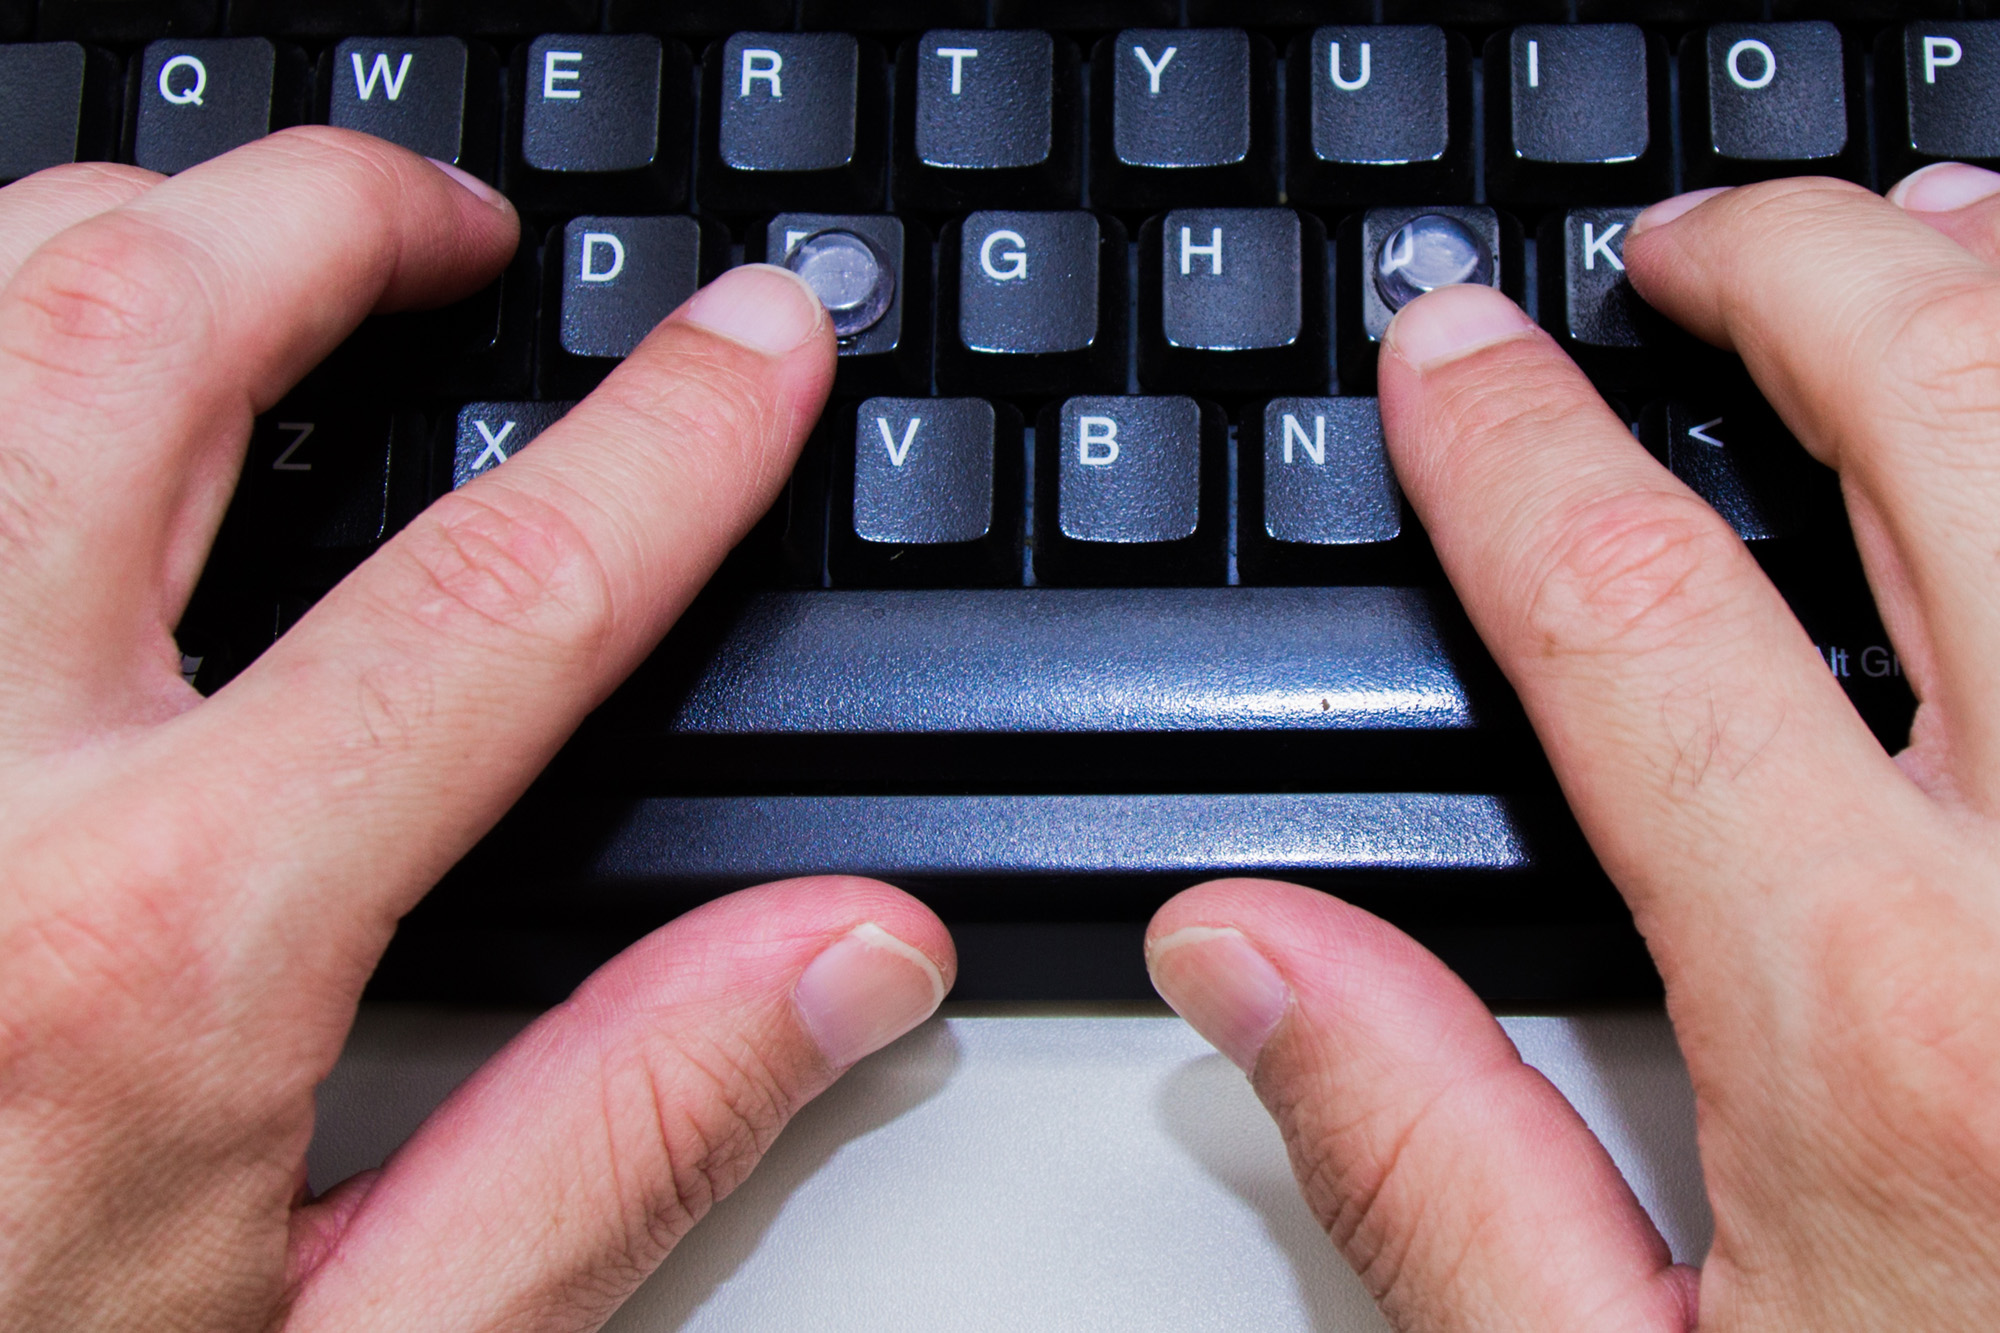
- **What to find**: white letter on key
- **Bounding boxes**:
[1926,35,1963,84]
[936,47,978,95]
[742,48,783,98]
[543,50,582,99]
[1078,416,1120,466]
[579,232,625,282]
[1181,226,1223,276]
[879,417,921,467]
[1330,41,1371,92]
[980,230,1029,282]
[1282,414,1325,466]
[1726,38,1776,91]
[1133,45,1178,95]
[1582,221,1625,271]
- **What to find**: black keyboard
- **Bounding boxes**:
[25,0,1932,1004]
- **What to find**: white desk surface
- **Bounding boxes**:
[311,1006,1709,1332]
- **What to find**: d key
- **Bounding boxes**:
[541,215,727,395]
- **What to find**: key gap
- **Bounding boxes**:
[1021,424,1038,587]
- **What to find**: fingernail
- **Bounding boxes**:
[1630,186,1731,237]
[679,263,826,356]
[425,157,510,212]
[1889,161,2000,213]
[1145,926,1290,1073]
[794,922,947,1069]
[1383,283,1536,373]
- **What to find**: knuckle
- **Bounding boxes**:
[2,215,209,371]
[1876,283,2000,433]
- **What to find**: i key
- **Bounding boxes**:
[1092,29,1278,211]
[764,214,930,395]
[1485,25,1669,211]
[450,401,573,489]
[324,37,499,182]
[831,397,1025,588]
[1684,24,1861,187]
[1139,208,1326,394]
[894,30,1081,211]
[1239,398,1406,585]
[512,35,690,214]
[1879,23,2000,180]
[937,210,1128,396]
[700,33,889,215]
[1336,206,1523,391]
[1033,396,1227,587]
[130,38,307,174]
[1536,207,1708,389]
[1287,26,1473,210]
[0,43,119,183]
[542,215,727,395]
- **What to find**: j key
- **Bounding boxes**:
[415,0,596,35]
[1878,23,2000,179]
[1637,401,1805,544]
[1484,25,1670,212]
[763,214,929,396]
[1138,208,1327,395]
[225,0,407,37]
[700,33,889,215]
[1537,207,1703,389]
[0,43,119,183]
[608,0,794,34]
[223,411,418,585]
[1239,398,1408,586]
[1287,26,1472,211]
[451,401,573,489]
[323,38,498,182]
[512,35,690,214]
[542,215,727,395]
[994,1,1176,28]
[894,30,1082,211]
[937,210,1128,396]
[40,0,210,41]
[1683,24,1861,187]
[1336,206,1523,391]
[831,397,1025,587]
[1091,29,1278,211]
[129,38,306,174]
[1033,395,1226,587]
[803,0,984,29]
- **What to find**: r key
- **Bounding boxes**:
[700,33,888,215]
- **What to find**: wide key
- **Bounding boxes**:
[324,37,498,181]
[894,29,1081,211]
[512,35,690,213]
[541,215,727,395]
[831,397,1024,588]
[1484,25,1670,211]
[1091,28,1277,211]
[1287,25,1473,210]
[0,43,119,183]
[700,33,889,215]
[1138,207,1327,395]
[1239,397,1408,585]
[130,37,306,174]
[937,210,1127,396]
[1683,23,1862,187]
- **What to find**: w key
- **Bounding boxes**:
[831,397,1024,587]
[324,37,499,181]
[1092,28,1277,210]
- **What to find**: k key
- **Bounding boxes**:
[1537,207,1704,389]
[130,38,307,174]
[324,38,498,181]
[1139,208,1327,394]
[1485,25,1669,210]
[700,33,888,215]
[938,210,1127,396]
[1287,26,1473,210]
[451,401,573,489]
[1684,23,1861,186]
[512,35,690,213]
[831,397,1024,588]
[894,30,1081,211]
[0,43,118,184]
[1879,22,2000,179]
[1092,28,1277,211]
[542,215,727,395]
[1239,398,1406,585]
[1033,396,1226,587]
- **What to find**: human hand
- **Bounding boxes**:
[1146,166,2000,1330]
[0,128,953,1332]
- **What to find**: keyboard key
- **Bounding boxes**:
[220,409,426,586]
[1286,25,1473,211]
[609,0,793,33]
[1638,400,1803,543]
[1138,207,1327,395]
[1878,22,2000,179]
[1033,395,1226,586]
[1484,25,1670,212]
[802,0,983,29]
[542,215,727,395]
[511,35,690,214]
[764,214,930,396]
[937,210,1128,396]
[831,397,1024,587]
[129,38,305,175]
[40,0,212,41]
[700,33,888,215]
[1336,205,1524,391]
[415,0,595,35]
[323,37,498,182]
[450,400,573,489]
[894,29,1082,211]
[1239,397,1407,585]
[1091,28,1278,211]
[1537,207,1702,389]
[1683,23,1861,187]
[0,43,119,183]
[224,0,408,37]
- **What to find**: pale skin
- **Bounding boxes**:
[0,124,1996,1331]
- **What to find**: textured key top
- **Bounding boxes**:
[450,401,573,489]
[129,37,305,174]
[700,33,888,215]
[1484,25,1670,212]
[938,210,1128,396]
[324,37,498,181]
[1287,26,1472,210]
[40,0,212,41]
[1033,396,1226,586]
[1336,205,1523,391]
[764,214,929,395]
[1536,207,1706,389]
[0,43,118,183]
[224,0,407,37]
[1683,23,1861,187]
[1878,22,2000,179]
[415,0,595,35]
[1638,401,1802,543]
[1138,207,1327,395]
[511,35,690,214]
[1091,28,1277,211]
[542,215,726,395]
[831,397,1024,587]
[1239,398,1408,584]
[220,410,424,586]
[894,29,1081,211]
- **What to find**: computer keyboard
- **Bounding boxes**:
[18,0,1933,1003]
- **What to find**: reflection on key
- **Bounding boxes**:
[940,210,1127,396]
[832,397,1023,587]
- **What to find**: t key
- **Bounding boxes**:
[130,38,307,174]
[1684,23,1861,187]
[894,29,1081,211]
[325,37,499,182]
[0,43,118,183]
[1139,208,1327,394]
[451,401,573,489]
[1239,398,1406,584]
[1879,23,2000,179]
[1287,26,1473,210]
[512,35,690,213]
[938,210,1128,396]
[831,397,1025,587]
[701,33,888,215]
[1485,25,1669,210]
[1033,396,1226,586]
[1092,28,1277,210]
[542,215,726,395]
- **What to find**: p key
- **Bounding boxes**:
[542,215,727,395]
[1239,398,1406,585]
[1139,208,1327,394]
[1287,26,1473,210]
[1684,23,1861,186]
[895,30,1080,211]
[130,38,307,174]
[451,401,573,489]
[1092,28,1277,210]
[1033,396,1226,587]
[831,397,1024,588]
[1879,23,2000,179]
[938,210,1127,396]
[1484,25,1669,210]
[324,37,499,182]
[700,33,888,215]
[0,42,118,183]
[511,35,690,213]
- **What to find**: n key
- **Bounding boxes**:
[938,210,1127,396]
[1287,26,1473,210]
[542,215,726,395]
[1239,398,1405,585]
[325,37,499,182]
[895,29,1081,211]
[1684,24,1861,187]
[0,43,118,183]
[1139,208,1326,394]
[1485,25,1669,210]
[512,35,691,213]
[1092,28,1277,210]
[831,397,1024,587]
[701,33,888,215]
[1033,396,1226,586]
[1879,23,2000,179]
[131,38,307,174]
[451,401,572,489]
